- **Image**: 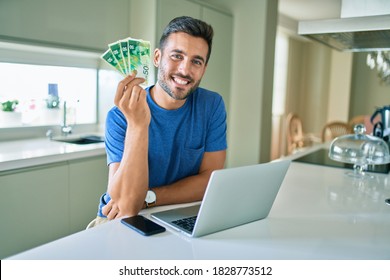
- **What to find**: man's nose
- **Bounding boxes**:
[177,59,191,74]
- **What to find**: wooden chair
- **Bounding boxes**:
[321,121,352,142]
[286,113,313,154]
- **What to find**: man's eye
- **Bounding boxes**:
[193,60,202,66]
[172,54,182,60]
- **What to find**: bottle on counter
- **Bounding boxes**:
[46,83,60,109]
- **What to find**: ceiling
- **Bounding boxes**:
[278,0,341,21]
[203,0,342,21]
[279,0,341,21]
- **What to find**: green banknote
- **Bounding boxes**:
[137,40,151,84]
[101,37,151,85]
[128,38,151,84]
[108,41,127,75]
[119,40,130,74]
[101,49,125,75]
[127,37,141,73]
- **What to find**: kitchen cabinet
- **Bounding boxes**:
[200,8,233,114]
[0,163,69,259]
[0,155,108,259]
[156,0,233,113]
[68,156,108,233]
[156,0,202,36]
[0,0,130,51]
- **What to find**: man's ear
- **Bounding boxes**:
[153,48,161,67]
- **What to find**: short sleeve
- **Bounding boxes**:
[105,107,127,165]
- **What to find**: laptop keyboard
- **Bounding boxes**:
[172,216,197,232]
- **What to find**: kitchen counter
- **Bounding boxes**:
[7,161,390,260]
[0,136,106,172]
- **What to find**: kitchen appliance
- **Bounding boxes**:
[371,105,390,141]
[298,0,390,52]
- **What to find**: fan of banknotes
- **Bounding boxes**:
[101,37,151,86]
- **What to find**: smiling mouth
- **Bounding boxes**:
[172,76,191,86]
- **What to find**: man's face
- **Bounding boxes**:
[154,32,208,101]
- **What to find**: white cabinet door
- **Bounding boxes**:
[0,163,69,259]
[0,0,130,51]
[0,155,108,258]
[201,7,233,114]
[156,0,202,41]
[68,156,108,232]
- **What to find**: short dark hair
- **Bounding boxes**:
[159,16,214,63]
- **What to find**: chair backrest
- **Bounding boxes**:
[322,121,352,142]
[286,113,304,154]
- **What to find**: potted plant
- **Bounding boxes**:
[1,100,19,112]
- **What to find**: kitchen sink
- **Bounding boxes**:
[52,135,105,145]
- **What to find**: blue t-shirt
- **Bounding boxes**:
[98,86,227,217]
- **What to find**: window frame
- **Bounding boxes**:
[0,41,103,141]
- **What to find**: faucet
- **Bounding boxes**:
[61,101,72,136]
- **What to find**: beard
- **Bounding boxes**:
[157,64,201,101]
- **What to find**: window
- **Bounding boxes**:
[0,62,97,128]
[272,31,289,116]
[271,30,290,160]
[0,41,103,138]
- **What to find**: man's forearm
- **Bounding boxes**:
[108,127,149,216]
[152,170,212,206]
[152,150,227,207]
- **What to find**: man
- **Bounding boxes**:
[95,16,227,224]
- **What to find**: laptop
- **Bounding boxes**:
[151,160,291,237]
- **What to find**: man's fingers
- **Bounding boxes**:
[104,203,119,220]
[115,77,146,106]
[126,77,146,90]
[102,203,112,216]
[106,209,118,220]
[114,74,136,105]
[129,86,146,106]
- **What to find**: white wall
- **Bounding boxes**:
[220,0,278,167]
[327,50,353,122]
[284,38,351,135]
[350,52,390,117]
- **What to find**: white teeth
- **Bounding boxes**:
[173,77,188,85]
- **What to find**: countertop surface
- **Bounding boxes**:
[7,159,390,260]
[0,136,106,172]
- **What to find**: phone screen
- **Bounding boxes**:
[121,215,166,236]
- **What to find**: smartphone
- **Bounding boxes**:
[121,215,166,236]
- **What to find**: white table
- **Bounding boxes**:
[7,161,390,260]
